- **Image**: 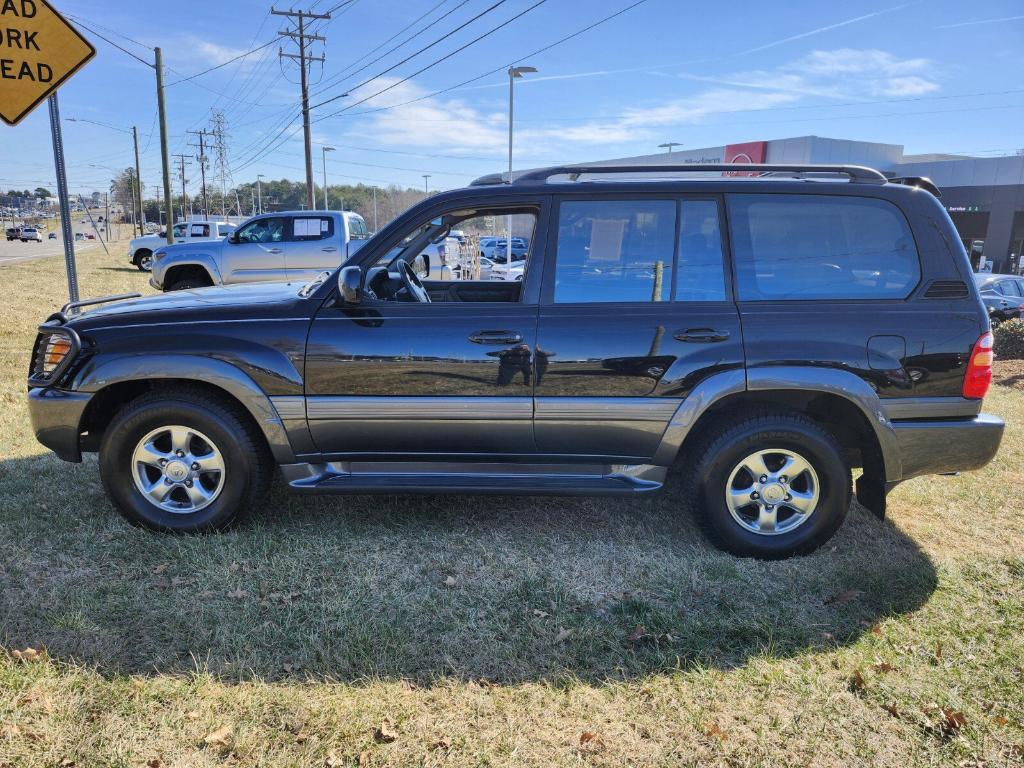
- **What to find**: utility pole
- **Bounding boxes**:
[172,153,191,221]
[372,186,377,232]
[422,175,431,194]
[321,145,334,210]
[154,47,174,246]
[273,6,330,210]
[187,129,212,218]
[131,125,144,236]
[256,174,264,215]
[104,193,109,242]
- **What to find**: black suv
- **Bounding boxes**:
[27,164,1004,558]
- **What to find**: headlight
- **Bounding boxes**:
[29,327,80,385]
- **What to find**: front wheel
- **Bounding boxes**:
[689,412,850,559]
[135,250,153,271]
[99,388,273,532]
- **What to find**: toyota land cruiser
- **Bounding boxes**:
[26,164,1004,558]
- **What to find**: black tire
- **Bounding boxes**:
[99,387,273,532]
[687,411,850,559]
[134,250,153,271]
[166,277,211,292]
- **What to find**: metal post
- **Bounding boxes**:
[155,47,174,246]
[104,193,109,242]
[46,93,79,304]
[372,186,377,232]
[256,174,263,215]
[132,125,144,235]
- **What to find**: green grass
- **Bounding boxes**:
[1,243,1022,766]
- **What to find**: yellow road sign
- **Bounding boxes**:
[0,0,95,126]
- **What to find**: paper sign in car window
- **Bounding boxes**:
[190,224,208,237]
[588,218,627,262]
[294,218,321,237]
[321,219,329,232]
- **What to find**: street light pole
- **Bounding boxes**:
[422,174,431,194]
[506,65,537,272]
[256,174,264,215]
[658,142,683,155]
[321,146,334,210]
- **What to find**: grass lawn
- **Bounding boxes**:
[1,242,1022,767]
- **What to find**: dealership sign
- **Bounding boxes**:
[0,0,95,125]
[724,141,767,176]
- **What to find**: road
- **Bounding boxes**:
[0,226,108,266]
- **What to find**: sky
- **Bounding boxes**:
[1,0,1023,198]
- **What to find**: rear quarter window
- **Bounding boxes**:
[727,194,921,300]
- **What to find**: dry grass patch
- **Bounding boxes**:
[1,244,1022,766]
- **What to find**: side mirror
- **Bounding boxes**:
[338,265,362,304]
[416,253,430,279]
[227,232,239,244]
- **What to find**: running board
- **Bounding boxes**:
[280,461,666,496]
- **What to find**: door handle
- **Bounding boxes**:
[469,330,523,344]
[674,327,731,343]
[321,246,338,253]
[267,247,283,254]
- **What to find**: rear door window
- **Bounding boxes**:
[727,194,920,300]
[290,216,333,241]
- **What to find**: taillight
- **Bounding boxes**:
[963,332,994,399]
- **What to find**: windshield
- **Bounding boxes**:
[348,215,369,240]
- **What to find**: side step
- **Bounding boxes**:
[280,461,666,496]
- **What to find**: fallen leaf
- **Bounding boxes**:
[374,717,397,743]
[150,576,171,590]
[871,662,897,674]
[704,722,728,741]
[627,624,650,644]
[58,760,75,768]
[824,589,863,606]
[430,737,452,751]
[203,725,234,749]
[359,751,371,768]
[579,731,605,751]
[184,710,200,721]
[532,609,549,618]
[324,755,344,768]
[993,715,1010,726]
[11,647,46,663]
[400,678,417,690]
[883,702,900,718]
[555,627,573,643]
[938,708,966,735]
[848,670,866,693]
[152,563,169,574]
[146,759,162,768]
[443,575,457,587]
[982,701,995,712]
[869,623,883,636]
[934,642,943,660]
[293,730,309,744]
[226,588,248,600]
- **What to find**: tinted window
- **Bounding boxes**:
[554,199,676,303]
[677,200,727,301]
[348,215,369,239]
[728,194,920,300]
[996,279,1023,297]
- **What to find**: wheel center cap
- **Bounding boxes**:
[165,461,189,482]
[761,483,786,504]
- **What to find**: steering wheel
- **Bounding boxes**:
[398,260,431,303]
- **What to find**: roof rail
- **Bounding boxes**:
[470,163,889,186]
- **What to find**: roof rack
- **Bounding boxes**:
[471,163,889,186]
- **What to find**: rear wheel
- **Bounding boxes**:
[688,412,850,559]
[99,388,273,532]
[135,250,153,271]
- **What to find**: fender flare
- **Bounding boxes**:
[157,253,222,287]
[652,366,902,482]
[74,354,295,464]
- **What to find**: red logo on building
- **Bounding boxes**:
[724,141,767,176]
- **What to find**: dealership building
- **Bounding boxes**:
[589,136,1024,274]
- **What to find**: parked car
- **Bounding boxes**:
[974,273,1024,325]
[480,236,528,261]
[74,232,85,242]
[489,258,525,281]
[491,239,529,263]
[149,210,370,292]
[26,163,1004,559]
[453,255,495,280]
[48,232,57,240]
[19,227,42,242]
[5,227,20,241]
[127,220,237,272]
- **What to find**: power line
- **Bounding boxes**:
[310,0,466,100]
[65,15,153,67]
[166,37,282,86]
[312,0,510,110]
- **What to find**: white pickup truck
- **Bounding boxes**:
[127,220,237,272]
[149,210,370,292]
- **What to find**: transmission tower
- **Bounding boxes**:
[186,129,213,217]
[209,110,232,217]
